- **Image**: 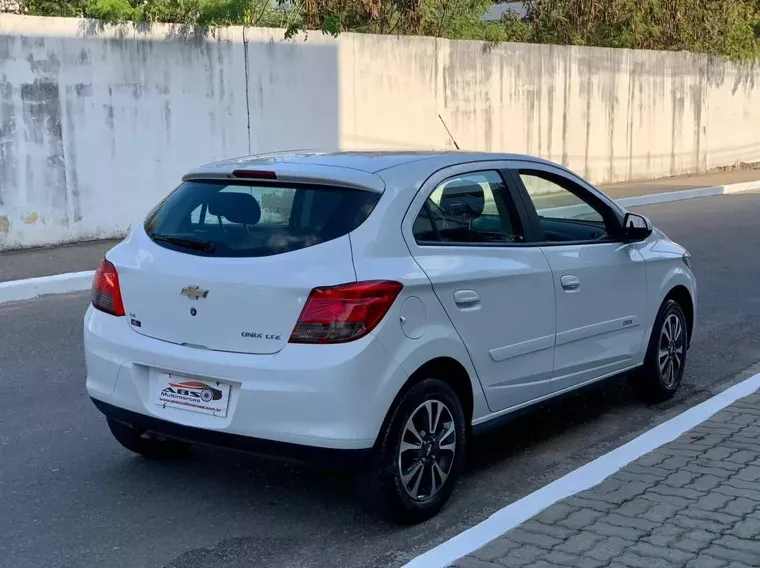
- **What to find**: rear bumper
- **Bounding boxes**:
[92,398,371,467]
[84,305,409,452]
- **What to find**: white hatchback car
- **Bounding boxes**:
[85,151,696,523]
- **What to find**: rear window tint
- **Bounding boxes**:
[144,180,380,258]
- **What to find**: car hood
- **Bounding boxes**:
[650,227,688,255]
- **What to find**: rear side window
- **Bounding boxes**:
[144,181,380,257]
[412,171,524,245]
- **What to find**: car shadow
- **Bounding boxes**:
[467,373,640,470]
[106,372,650,522]
[124,371,681,504]
[82,369,706,568]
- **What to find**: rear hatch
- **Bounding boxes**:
[110,177,381,355]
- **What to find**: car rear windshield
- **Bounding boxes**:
[143,180,381,258]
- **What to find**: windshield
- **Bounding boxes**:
[143,180,380,258]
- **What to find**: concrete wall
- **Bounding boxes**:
[0,18,339,249]
[341,37,760,182]
[1,15,759,250]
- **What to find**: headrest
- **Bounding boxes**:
[439,180,485,220]
[208,192,261,225]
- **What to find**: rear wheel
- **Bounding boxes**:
[360,379,467,524]
[637,299,688,402]
[107,418,190,460]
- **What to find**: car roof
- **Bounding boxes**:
[185,150,558,177]
[180,150,625,219]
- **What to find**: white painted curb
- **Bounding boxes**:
[539,179,760,219]
[0,270,95,305]
[0,179,758,306]
[616,179,760,209]
[403,369,760,568]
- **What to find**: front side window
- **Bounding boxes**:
[412,171,524,245]
[518,171,611,243]
[145,181,380,258]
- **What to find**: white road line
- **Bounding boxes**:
[402,370,760,568]
[0,270,95,305]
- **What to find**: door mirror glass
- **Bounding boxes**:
[623,212,653,241]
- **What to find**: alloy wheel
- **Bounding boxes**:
[397,399,457,502]
[658,313,685,387]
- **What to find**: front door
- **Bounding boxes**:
[404,166,557,412]
[511,165,648,392]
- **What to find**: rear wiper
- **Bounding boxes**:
[150,233,215,252]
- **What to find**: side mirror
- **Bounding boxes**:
[623,212,653,242]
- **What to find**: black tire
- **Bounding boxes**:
[359,379,467,524]
[636,299,688,403]
[107,418,190,460]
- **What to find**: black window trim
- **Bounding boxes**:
[505,166,627,247]
[411,168,538,248]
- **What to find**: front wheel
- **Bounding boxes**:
[637,299,688,402]
[360,379,467,524]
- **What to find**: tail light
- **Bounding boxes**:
[91,258,125,317]
[289,280,403,344]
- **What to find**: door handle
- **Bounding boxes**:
[560,275,580,291]
[454,290,480,306]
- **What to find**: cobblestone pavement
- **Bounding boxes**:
[450,392,760,568]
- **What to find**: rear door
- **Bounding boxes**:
[507,162,648,392]
[404,164,557,413]
[110,179,380,355]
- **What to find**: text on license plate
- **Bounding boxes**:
[153,373,232,417]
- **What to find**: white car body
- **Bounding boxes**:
[85,151,696,517]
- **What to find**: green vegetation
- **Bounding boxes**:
[19,0,496,39]
[17,0,760,60]
[521,0,760,61]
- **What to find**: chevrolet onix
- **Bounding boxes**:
[85,151,696,523]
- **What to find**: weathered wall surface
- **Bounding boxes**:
[340,37,760,184]
[0,18,339,250]
[1,15,758,250]
[0,18,248,249]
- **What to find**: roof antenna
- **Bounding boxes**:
[438,114,460,150]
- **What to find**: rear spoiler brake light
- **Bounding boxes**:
[232,169,277,180]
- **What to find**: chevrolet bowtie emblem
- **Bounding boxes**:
[180,286,209,300]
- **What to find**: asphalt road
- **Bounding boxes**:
[2,191,760,568]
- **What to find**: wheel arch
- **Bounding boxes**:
[374,356,475,449]
[665,285,694,347]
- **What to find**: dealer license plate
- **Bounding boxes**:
[152,373,231,417]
